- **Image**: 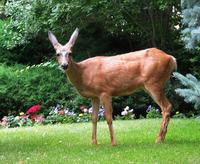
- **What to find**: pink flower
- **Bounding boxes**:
[26,104,41,114]
[1,116,8,126]
[30,114,44,122]
[80,105,87,112]
[21,115,27,119]
[2,116,8,122]
[59,110,65,116]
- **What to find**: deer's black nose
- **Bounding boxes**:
[61,64,68,70]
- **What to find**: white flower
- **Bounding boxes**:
[2,116,8,121]
[98,111,104,117]
[53,108,58,114]
[88,107,93,113]
[124,106,129,111]
[43,62,51,67]
[26,66,30,70]
[121,111,128,116]
[196,115,200,119]
[14,116,20,121]
[83,108,88,113]
[99,107,104,113]
[64,109,69,114]
[67,111,76,116]
[128,109,133,113]
[31,64,36,68]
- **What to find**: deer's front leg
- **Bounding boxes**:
[91,98,100,145]
[100,93,116,146]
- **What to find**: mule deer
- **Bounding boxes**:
[48,28,177,145]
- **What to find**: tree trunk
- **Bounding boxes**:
[0,0,6,19]
[148,7,157,47]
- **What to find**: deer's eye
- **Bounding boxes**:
[56,53,60,57]
[68,52,72,56]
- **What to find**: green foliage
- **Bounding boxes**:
[44,114,76,125]
[1,0,180,53]
[0,20,14,64]
[2,0,45,49]
[76,113,91,123]
[173,72,200,110]
[146,106,162,119]
[172,111,186,118]
[0,62,89,115]
[1,115,33,128]
[2,115,19,128]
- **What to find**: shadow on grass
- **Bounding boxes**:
[165,138,200,145]
[94,137,200,149]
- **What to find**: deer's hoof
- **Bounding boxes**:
[155,136,163,144]
[111,141,117,146]
[92,140,98,145]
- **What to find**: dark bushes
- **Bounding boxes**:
[0,62,90,117]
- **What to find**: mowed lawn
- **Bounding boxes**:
[0,119,200,164]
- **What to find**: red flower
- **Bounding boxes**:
[26,104,41,114]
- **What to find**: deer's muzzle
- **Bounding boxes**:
[61,64,68,70]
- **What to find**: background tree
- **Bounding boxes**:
[174,72,200,111]
[0,0,180,63]
[181,0,200,49]
[0,0,6,19]
[172,0,200,116]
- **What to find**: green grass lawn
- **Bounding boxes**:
[0,119,200,164]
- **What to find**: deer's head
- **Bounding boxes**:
[48,28,79,70]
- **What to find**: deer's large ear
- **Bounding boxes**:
[67,28,79,47]
[48,31,59,48]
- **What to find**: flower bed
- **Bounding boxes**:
[0,104,167,128]
[0,104,106,128]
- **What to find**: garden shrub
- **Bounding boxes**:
[1,115,33,128]
[44,114,76,124]
[172,111,186,119]
[0,62,90,117]
[146,105,162,119]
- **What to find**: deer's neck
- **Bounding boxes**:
[66,59,83,90]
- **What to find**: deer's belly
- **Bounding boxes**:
[110,84,143,96]
[75,78,144,98]
[76,88,97,98]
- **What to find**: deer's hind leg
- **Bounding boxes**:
[145,83,172,143]
[100,93,116,146]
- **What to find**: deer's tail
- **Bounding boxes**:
[170,56,177,72]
